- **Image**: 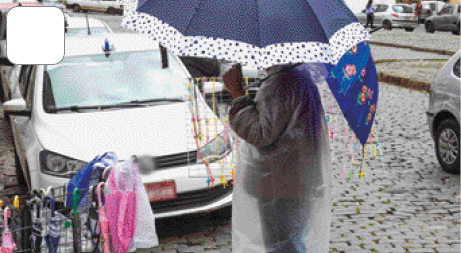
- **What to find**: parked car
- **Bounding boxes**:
[355,3,418,32]
[426,50,460,174]
[64,0,123,15]
[425,4,460,35]
[0,2,43,103]
[3,33,234,218]
[65,17,113,37]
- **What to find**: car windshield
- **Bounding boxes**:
[65,27,109,37]
[393,5,413,13]
[45,50,190,110]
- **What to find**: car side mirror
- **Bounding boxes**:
[3,98,31,117]
[203,81,225,94]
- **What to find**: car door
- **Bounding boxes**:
[10,65,36,180]
[438,5,453,30]
[446,5,460,30]
[356,9,367,25]
[374,4,388,25]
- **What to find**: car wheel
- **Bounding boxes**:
[453,23,460,35]
[106,7,116,15]
[405,28,415,32]
[425,22,435,33]
[383,20,392,30]
[435,119,460,175]
[72,4,81,13]
[210,206,232,221]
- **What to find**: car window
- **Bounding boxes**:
[375,4,387,12]
[454,59,460,79]
[393,5,413,13]
[440,6,453,15]
[25,66,36,109]
[45,51,190,109]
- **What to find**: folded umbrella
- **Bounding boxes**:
[43,196,60,253]
[96,183,111,253]
[71,188,82,253]
[0,207,17,253]
[25,197,43,253]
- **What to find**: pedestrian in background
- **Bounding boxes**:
[222,63,332,253]
[365,0,375,28]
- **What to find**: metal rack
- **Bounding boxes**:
[0,169,105,253]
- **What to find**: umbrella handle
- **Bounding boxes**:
[43,196,55,217]
[73,188,80,214]
[96,183,105,207]
[3,206,10,231]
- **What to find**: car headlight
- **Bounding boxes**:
[40,150,87,178]
[197,132,232,164]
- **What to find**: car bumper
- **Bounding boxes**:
[392,21,419,28]
[38,150,235,219]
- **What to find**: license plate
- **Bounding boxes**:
[145,180,177,202]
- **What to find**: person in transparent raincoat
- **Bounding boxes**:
[223,63,332,253]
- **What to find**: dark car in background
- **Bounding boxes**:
[425,4,460,35]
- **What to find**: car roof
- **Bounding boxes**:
[64,33,161,57]
[66,17,107,29]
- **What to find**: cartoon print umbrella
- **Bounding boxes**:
[1,207,17,253]
[43,196,60,253]
[124,0,378,146]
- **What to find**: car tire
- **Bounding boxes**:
[383,20,392,30]
[210,206,232,221]
[72,4,81,13]
[106,7,116,15]
[425,22,435,33]
[405,28,415,32]
[435,119,460,175]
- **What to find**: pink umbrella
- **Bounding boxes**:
[1,207,17,253]
[105,163,137,253]
[97,182,111,253]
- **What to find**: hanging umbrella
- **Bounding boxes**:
[43,196,60,253]
[96,183,110,253]
[22,197,43,253]
[71,188,82,253]
[0,207,17,253]
[125,0,378,147]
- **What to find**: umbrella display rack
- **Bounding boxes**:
[0,170,105,253]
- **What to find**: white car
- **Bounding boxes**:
[355,3,419,31]
[426,50,460,174]
[65,16,113,36]
[64,0,123,14]
[3,34,235,218]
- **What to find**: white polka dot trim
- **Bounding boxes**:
[121,0,370,70]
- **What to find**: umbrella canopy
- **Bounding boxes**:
[125,0,378,146]
[128,0,369,70]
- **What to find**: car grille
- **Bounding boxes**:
[150,180,233,214]
[154,151,198,170]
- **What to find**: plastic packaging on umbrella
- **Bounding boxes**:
[0,207,17,253]
[104,157,137,253]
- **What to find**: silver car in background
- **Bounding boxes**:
[355,3,418,32]
[426,50,460,174]
[425,4,460,35]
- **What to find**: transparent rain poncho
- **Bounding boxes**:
[229,64,332,253]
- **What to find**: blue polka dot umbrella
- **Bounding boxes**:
[124,0,379,146]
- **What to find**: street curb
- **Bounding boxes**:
[374,59,448,64]
[369,41,456,56]
[377,71,431,93]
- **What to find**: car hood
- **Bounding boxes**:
[35,101,224,162]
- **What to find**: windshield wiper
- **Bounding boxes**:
[114,98,186,106]
[49,105,104,112]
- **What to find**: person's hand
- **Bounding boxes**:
[222,63,245,99]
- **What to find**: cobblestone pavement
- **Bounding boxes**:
[368,26,460,54]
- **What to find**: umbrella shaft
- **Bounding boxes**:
[73,215,82,253]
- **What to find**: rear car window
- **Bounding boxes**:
[375,5,389,12]
[454,59,460,78]
[393,5,414,13]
